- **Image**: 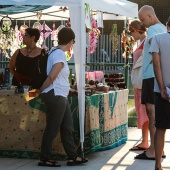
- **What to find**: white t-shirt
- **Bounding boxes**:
[42,47,70,97]
[149,32,170,93]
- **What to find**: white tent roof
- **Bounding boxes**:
[0,0,138,19]
[0,6,70,20]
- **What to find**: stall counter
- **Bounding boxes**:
[0,89,128,160]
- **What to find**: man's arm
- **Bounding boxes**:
[152,52,168,99]
[149,38,152,44]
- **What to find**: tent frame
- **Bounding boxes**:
[0,0,138,159]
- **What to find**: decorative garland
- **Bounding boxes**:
[88,16,100,54]
[0,14,72,61]
[121,21,135,64]
[0,18,23,59]
[110,24,119,55]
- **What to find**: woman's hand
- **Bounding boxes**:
[35,89,41,96]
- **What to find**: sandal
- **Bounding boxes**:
[38,160,61,167]
[67,157,88,166]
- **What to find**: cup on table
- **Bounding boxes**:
[23,85,29,93]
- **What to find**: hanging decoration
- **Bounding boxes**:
[19,21,28,35]
[0,17,22,58]
[66,18,71,28]
[39,21,52,51]
[85,3,92,29]
[51,22,57,41]
[32,14,43,48]
[65,48,73,61]
[32,21,43,48]
[65,18,73,61]
[0,32,13,58]
[59,6,68,12]
[33,21,41,29]
[10,22,23,56]
[88,16,100,54]
[96,11,103,28]
[0,16,12,34]
[52,25,65,47]
[110,24,119,55]
[121,20,135,65]
[36,35,43,48]
[36,11,43,21]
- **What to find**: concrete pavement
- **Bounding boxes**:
[0,128,170,170]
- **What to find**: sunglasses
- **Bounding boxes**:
[73,39,75,44]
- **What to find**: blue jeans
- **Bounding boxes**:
[40,89,77,160]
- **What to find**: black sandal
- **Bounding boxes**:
[38,160,61,167]
[67,157,88,166]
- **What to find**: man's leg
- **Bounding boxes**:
[145,103,155,157]
[154,128,166,170]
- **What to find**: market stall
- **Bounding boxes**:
[0,89,128,160]
[0,0,138,157]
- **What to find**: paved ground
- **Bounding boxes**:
[0,128,170,170]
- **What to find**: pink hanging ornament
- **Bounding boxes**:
[88,17,100,54]
[39,22,52,50]
[19,22,28,35]
[51,23,57,41]
[39,22,52,40]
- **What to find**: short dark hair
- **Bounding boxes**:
[58,27,75,45]
[25,28,40,43]
[167,17,170,27]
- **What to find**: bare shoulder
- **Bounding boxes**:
[9,49,20,67]
[12,49,20,59]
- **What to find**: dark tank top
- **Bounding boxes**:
[12,49,43,86]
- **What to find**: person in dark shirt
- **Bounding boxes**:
[9,28,43,89]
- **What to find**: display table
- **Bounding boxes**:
[0,89,128,160]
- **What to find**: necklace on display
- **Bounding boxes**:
[26,46,36,57]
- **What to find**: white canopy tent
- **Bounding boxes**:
[1,0,138,157]
[0,6,135,21]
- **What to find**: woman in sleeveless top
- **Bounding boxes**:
[128,20,149,151]
[9,28,43,88]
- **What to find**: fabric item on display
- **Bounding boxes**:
[94,71,104,82]
[131,55,143,89]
